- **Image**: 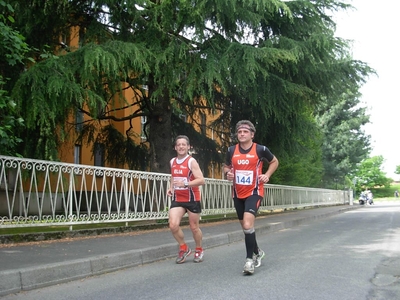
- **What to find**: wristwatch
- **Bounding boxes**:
[184,182,189,188]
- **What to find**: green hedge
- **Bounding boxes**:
[370,183,400,198]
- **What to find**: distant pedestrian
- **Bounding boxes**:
[223,120,279,275]
[166,135,205,263]
[395,190,399,198]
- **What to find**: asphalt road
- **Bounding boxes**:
[3,203,400,300]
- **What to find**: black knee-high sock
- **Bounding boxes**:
[253,234,259,255]
[245,232,256,259]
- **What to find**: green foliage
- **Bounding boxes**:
[7,0,374,184]
[13,40,152,160]
[214,0,372,186]
[275,147,324,187]
[352,156,392,192]
[368,183,400,199]
[0,1,30,67]
[0,0,30,155]
[395,165,400,175]
[316,90,371,188]
[0,76,24,155]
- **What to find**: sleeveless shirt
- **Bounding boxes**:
[170,155,201,202]
[231,143,265,198]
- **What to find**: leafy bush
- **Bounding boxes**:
[370,183,400,199]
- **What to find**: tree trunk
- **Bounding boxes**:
[148,95,173,174]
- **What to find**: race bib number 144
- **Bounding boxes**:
[235,170,253,185]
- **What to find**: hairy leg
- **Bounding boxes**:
[188,211,202,248]
[169,207,187,246]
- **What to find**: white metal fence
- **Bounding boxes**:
[0,155,351,228]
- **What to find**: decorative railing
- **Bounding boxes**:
[0,155,351,228]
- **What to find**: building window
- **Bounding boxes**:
[76,110,83,132]
[200,112,206,135]
[74,145,81,164]
[94,143,105,167]
[141,116,148,141]
[59,32,70,51]
[179,114,187,122]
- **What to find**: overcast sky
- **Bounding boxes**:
[334,0,400,181]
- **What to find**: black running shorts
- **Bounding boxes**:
[233,195,262,219]
[170,200,202,214]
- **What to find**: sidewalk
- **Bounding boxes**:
[0,205,359,296]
